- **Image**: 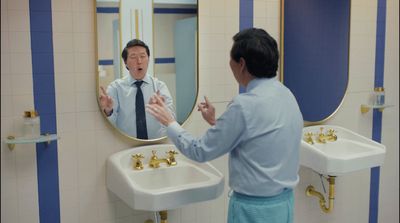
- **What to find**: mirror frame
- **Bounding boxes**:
[94,0,199,143]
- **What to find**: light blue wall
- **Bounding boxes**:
[175,17,197,123]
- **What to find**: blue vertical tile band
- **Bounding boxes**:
[239,0,253,94]
[369,0,387,222]
[29,0,60,223]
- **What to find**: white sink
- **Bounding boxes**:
[106,144,224,211]
[300,125,386,176]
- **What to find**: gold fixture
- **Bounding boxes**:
[132,153,144,170]
[304,132,314,144]
[306,176,336,213]
[166,150,179,166]
[304,127,337,145]
[360,104,394,113]
[158,210,168,223]
[24,110,39,118]
[149,150,178,168]
[6,136,16,150]
[321,128,337,142]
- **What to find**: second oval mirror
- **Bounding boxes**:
[95,0,198,141]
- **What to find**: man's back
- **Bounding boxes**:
[229,77,303,197]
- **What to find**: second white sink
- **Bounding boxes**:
[300,125,386,176]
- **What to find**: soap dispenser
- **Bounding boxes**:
[23,110,41,138]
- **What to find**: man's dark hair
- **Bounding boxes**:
[121,39,150,62]
[230,28,279,78]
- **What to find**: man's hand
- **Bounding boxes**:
[197,96,216,125]
[99,86,113,116]
[146,93,175,126]
[149,90,165,104]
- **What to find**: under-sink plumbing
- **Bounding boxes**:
[306,175,336,213]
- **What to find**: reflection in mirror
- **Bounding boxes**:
[95,0,198,140]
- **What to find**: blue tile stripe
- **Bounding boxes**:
[154,8,197,14]
[239,0,253,94]
[155,57,175,64]
[99,59,114,65]
[369,0,386,223]
[97,7,119,13]
[29,0,60,223]
[96,7,198,14]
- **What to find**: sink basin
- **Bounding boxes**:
[106,144,224,211]
[300,125,386,176]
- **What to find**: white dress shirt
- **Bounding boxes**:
[106,74,175,139]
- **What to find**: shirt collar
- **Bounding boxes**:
[127,74,151,86]
[246,77,277,92]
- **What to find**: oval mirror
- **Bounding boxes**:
[95,0,198,141]
[280,0,350,124]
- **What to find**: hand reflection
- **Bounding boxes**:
[147,93,175,126]
[99,86,113,116]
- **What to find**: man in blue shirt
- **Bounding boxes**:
[99,39,175,139]
[147,28,303,223]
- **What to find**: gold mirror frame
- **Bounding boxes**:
[94,0,199,144]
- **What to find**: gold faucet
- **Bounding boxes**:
[316,127,337,143]
[132,153,144,170]
[149,150,179,168]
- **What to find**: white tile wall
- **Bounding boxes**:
[1,0,398,223]
[1,5,39,223]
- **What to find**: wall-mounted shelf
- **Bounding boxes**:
[360,104,394,114]
[4,134,59,150]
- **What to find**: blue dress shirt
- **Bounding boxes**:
[167,78,303,197]
[106,74,175,139]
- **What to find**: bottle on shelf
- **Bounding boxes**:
[23,110,41,139]
[373,87,385,106]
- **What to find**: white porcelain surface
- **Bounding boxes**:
[106,144,224,211]
[300,125,386,176]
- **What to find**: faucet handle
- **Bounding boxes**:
[326,129,337,141]
[151,150,158,157]
[304,132,314,144]
[326,129,336,135]
[304,132,313,137]
[166,150,178,166]
[132,153,144,159]
[131,153,144,170]
[167,150,179,156]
